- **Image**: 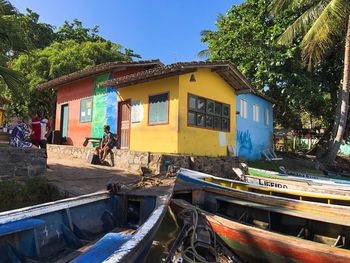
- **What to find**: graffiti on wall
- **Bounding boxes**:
[237,130,252,157]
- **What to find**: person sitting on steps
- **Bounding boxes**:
[95,125,115,163]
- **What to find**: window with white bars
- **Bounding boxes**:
[253,104,259,122]
[240,99,247,119]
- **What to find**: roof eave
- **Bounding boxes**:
[37,60,163,90]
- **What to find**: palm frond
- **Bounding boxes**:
[278,1,326,45]
[0,66,23,90]
[301,0,350,65]
[270,0,294,15]
[269,0,316,15]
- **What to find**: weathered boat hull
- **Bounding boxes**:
[178,168,350,206]
[171,190,350,263]
[0,189,172,263]
[206,213,350,263]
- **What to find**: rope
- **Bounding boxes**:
[178,208,219,263]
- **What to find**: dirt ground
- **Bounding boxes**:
[45,151,176,196]
[45,151,142,195]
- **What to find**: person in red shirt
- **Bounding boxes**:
[31,108,52,160]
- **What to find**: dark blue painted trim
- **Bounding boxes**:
[0,218,45,237]
[71,233,131,263]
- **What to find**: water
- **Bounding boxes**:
[145,209,180,262]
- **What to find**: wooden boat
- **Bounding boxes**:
[249,166,350,187]
[237,168,350,194]
[177,168,350,206]
[172,187,350,263]
[0,189,172,263]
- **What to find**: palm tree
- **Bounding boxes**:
[0,0,23,91]
[270,0,350,165]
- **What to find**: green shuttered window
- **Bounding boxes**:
[148,93,169,125]
[80,97,93,123]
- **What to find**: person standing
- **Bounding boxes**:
[31,108,52,160]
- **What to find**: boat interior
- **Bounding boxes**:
[173,189,350,249]
[200,176,350,206]
[0,193,157,263]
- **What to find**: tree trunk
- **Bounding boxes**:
[322,15,350,165]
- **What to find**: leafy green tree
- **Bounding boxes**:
[270,0,350,164]
[55,19,103,43]
[0,4,53,96]
[0,3,140,119]
[201,0,331,130]
[0,0,26,91]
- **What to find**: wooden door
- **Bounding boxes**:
[60,104,69,138]
[118,100,131,149]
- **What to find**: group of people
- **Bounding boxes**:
[10,109,51,156]
[10,108,116,164]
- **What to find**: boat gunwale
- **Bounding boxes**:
[0,191,111,224]
[103,192,172,262]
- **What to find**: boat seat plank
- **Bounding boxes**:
[70,233,132,263]
[53,228,134,263]
[0,218,45,237]
[214,196,350,227]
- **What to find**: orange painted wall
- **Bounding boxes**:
[55,78,94,146]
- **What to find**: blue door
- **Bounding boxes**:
[60,104,69,138]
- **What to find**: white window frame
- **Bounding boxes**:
[265,108,269,125]
[253,104,259,122]
[240,99,248,119]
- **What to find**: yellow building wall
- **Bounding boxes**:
[117,76,179,153]
[178,68,237,156]
[0,110,3,126]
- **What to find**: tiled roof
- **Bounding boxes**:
[98,61,253,91]
[37,60,163,90]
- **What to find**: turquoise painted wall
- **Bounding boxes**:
[236,93,273,160]
[92,74,109,138]
[91,73,118,138]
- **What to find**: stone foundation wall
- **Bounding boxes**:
[47,144,241,177]
[0,146,46,177]
[47,145,150,173]
[150,154,240,178]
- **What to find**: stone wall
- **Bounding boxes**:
[150,154,240,178]
[47,144,241,177]
[47,145,150,173]
[0,146,46,177]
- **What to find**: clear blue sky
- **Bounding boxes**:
[11,0,244,64]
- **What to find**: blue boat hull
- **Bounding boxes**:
[0,190,171,263]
